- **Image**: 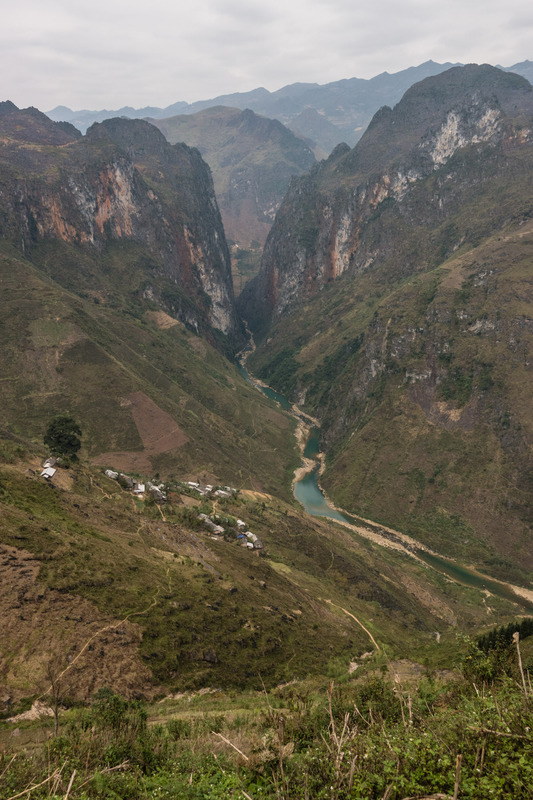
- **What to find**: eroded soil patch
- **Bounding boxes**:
[93,391,189,473]
[0,544,158,710]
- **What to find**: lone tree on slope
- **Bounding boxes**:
[44,414,82,458]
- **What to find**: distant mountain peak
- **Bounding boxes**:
[0,100,19,115]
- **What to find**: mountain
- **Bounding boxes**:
[501,59,533,84]
[2,79,533,714]
[0,103,302,489]
[149,107,316,247]
[0,103,240,340]
[148,107,316,292]
[242,65,533,578]
[45,60,533,154]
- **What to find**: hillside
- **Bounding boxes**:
[243,65,533,580]
[2,429,531,712]
[1,70,533,785]
[0,103,302,488]
[0,241,300,493]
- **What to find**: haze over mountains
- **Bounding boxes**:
[44,59,533,294]
[47,60,533,152]
[150,106,316,251]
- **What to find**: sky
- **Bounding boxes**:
[2,0,532,112]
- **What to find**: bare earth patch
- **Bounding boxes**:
[0,545,158,709]
[144,310,182,330]
[92,391,189,473]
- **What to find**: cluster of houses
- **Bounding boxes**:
[185,481,235,499]
[98,469,264,552]
[198,513,263,550]
[104,469,167,502]
[39,455,264,553]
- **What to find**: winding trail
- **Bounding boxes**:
[323,599,380,650]
[40,586,163,700]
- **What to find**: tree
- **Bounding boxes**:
[44,414,82,458]
[44,655,70,737]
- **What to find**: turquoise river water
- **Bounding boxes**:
[238,358,533,611]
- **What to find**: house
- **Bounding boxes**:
[133,483,145,495]
[199,515,225,534]
[147,482,167,502]
[149,486,166,502]
[41,467,56,480]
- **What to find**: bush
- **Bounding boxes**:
[44,414,82,457]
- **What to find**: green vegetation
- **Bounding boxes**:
[437,365,473,406]
[257,347,300,397]
[43,414,82,458]
[477,618,533,653]
[249,219,533,576]
[3,431,530,711]
[0,242,298,501]
[2,645,533,799]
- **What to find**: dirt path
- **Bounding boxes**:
[43,586,163,697]
[323,599,380,650]
[0,545,157,706]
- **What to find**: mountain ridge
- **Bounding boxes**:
[148,106,316,254]
[46,60,533,153]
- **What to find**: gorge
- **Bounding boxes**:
[1,62,532,710]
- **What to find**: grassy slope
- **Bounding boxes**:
[1,431,529,707]
[0,241,297,498]
[248,218,533,578]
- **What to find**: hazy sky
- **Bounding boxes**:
[3,0,532,111]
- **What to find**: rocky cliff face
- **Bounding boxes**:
[0,105,239,340]
[242,66,533,333]
[245,65,533,573]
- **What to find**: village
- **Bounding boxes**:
[40,459,264,553]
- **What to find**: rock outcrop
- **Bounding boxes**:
[0,104,240,341]
[242,65,533,334]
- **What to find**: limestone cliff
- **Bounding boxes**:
[0,104,239,341]
[242,65,533,334]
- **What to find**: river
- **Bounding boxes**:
[237,348,533,612]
